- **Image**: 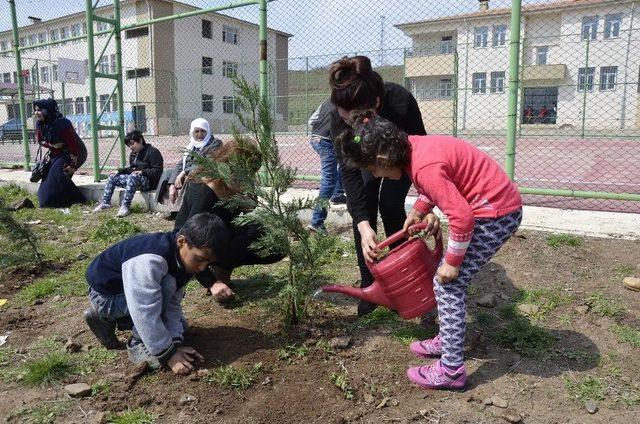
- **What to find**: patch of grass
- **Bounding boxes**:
[8,401,70,424]
[565,376,605,402]
[473,312,494,328]
[546,233,582,248]
[358,307,399,326]
[91,218,141,243]
[16,278,58,304]
[515,287,573,318]
[586,292,626,317]
[315,339,335,355]
[0,183,30,203]
[558,314,572,326]
[614,264,636,280]
[277,344,309,363]
[0,348,10,364]
[493,318,557,358]
[79,347,119,374]
[498,303,518,320]
[391,325,430,346]
[16,261,89,305]
[205,362,263,390]
[557,348,597,361]
[105,408,156,424]
[611,324,640,348]
[21,352,74,386]
[92,379,111,396]
[330,370,355,400]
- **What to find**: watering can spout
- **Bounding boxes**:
[320,282,393,309]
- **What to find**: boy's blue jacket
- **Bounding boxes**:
[86,231,191,359]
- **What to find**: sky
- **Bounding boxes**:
[0,0,544,66]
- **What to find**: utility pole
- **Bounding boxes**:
[380,15,385,66]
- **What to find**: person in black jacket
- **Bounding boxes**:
[328,56,430,316]
[174,139,285,303]
[93,130,163,217]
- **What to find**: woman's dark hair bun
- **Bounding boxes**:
[329,56,383,111]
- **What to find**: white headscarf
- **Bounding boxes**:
[183,118,212,169]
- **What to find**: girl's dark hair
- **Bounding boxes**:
[335,110,410,170]
[125,129,145,145]
[178,212,229,252]
[329,56,384,111]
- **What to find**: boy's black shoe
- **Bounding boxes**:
[83,307,121,349]
[357,300,378,317]
[330,194,347,205]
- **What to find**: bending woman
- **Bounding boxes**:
[328,56,429,316]
[174,139,285,302]
[34,99,87,208]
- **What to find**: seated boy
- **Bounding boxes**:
[93,130,164,218]
[83,212,228,374]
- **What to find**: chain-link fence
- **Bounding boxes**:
[1,0,639,212]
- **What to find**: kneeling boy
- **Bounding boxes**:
[84,212,228,374]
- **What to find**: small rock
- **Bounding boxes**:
[328,336,352,350]
[196,369,210,378]
[517,303,539,316]
[90,411,107,424]
[476,293,496,308]
[491,395,508,409]
[391,399,399,406]
[25,220,42,226]
[64,382,92,398]
[81,344,93,352]
[575,305,589,314]
[502,409,522,423]
[33,299,44,305]
[621,375,631,384]
[507,353,522,366]
[76,253,89,261]
[364,393,375,404]
[65,338,82,353]
[499,293,510,301]
[261,377,272,386]
[482,397,493,406]
[179,394,197,405]
[51,295,61,302]
[585,399,598,414]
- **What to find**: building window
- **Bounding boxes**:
[202,19,212,39]
[49,29,59,43]
[111,93,118,112]
[19,37,25,47]
[472,72,487,93]
[492,25,507,47]
[2,72,10,83]
[222,61,238,78]
[60,27,70,40]
[125,27,149,39]
[439,78,453,98]
[40,66,49,83]
[202,94,213,112]
[29,34,38,47]
[99,94,111,113]
[599,66,618,91]
[38,32,47,45]
[440,36,453,54]
[581,16,598,41]
[125,68,150,79]
[490,71,506,93]
[222,25,238,44]
[52,64,58,82]
[0,41,8,52]
[13,71,18,83]
[75,97,85,115]
[202,56,213,75]
[578,67,595,92]
[98,55,109,73]
[222,96,237,113]
[96,21,109,32]
[110,54,116,73]
[71,23,82,38]
[604,14,622,39]
[24,70,31,85]
[474,27,488,48]
[536,46,549,65]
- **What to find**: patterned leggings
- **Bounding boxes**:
[435,208,523,367]
[102,173,149,208]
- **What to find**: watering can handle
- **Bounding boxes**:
[376,222,442,251]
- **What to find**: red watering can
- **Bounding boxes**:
[321,223,443,319]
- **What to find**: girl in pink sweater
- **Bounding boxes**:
[336,111,523,390]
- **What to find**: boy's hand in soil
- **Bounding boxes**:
[403,209,441,238]
[167,346,204,375]
[437,263,459,284]
[209,281,235,303]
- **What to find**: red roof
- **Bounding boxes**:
[396,0,624,28]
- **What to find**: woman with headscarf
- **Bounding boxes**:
[33,98,87,208]
[159,118,222,219]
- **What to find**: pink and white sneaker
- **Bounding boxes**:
[409,335,442,358]
[406,360,466,390]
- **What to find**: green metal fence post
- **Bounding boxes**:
[518,35,525,137]
[505,0,522,181]
[85,0,101,181]
[581,36,590,139]
[113,0,126,167]
[9,0,31,170]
